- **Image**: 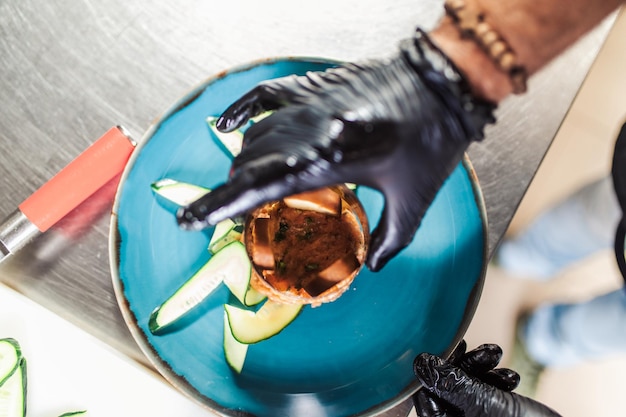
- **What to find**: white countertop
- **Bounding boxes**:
[0,283,214,417]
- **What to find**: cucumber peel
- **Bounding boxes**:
[223,313,248,373]
[0,339,21,388]
[149,241,250,334]
[0,356,26,417]
[207,112,273,158]
[225,300,302,344]
[208,219,244,255]
[151,179,210,207]
[0,338,86,417]
[219,241,265,307]
[207,117,244,157]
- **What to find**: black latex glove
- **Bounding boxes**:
[414,341,562,417]
[177,29,496,271]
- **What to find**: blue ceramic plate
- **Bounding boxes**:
[110,58,488,417]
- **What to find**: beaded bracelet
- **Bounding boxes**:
[444,0,528,94]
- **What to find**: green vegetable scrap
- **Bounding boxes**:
[0,338,85,417]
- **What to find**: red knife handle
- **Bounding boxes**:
[18,126,135,232]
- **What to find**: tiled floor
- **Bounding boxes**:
[464,8,626,416]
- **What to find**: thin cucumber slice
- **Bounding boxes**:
[58,412,87,417]
[0,339,21,387]
[220,242,265,307]
[149,242,249,334]
[207,112,272,158]
[208,219,243,254]
[0,357,26,417]
[225,300,302,344]
[218,242,265,306]
[223,312,248,373]
[249,111,273,124]
[226,277,266,307]
[207,117,244,157]
[242,286,265,307]
[151,179,210,206]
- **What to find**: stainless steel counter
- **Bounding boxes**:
[0,1,617,416]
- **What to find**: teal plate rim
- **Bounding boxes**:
[109,56,489,417]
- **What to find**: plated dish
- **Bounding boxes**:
[110,57,488,417]
[245,185,369,307]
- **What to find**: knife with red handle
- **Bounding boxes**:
[0,126,135,262]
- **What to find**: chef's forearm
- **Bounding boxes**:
[430,0,624,102]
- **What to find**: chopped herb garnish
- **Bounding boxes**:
[305,263,319,271]
[276,260,287,274]
[274,221,289,242]
[298,229,313,241]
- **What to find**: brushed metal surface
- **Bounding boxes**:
[0,0,616,415]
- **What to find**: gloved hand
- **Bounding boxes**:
[177,29,496,271]
[414,341,562,417]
